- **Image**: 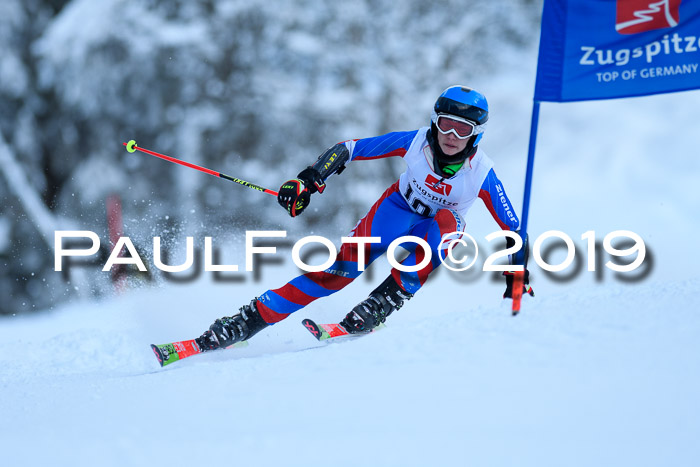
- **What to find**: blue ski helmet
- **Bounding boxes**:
[427,86,489,177]
[431,85,489,146]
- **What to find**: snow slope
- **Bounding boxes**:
[1,272,699,467]
[2,79,700,467]
[2,85,699,467]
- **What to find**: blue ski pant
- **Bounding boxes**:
[255,181,463,323]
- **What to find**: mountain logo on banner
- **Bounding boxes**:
[616,0,681,34]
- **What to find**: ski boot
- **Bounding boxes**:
[196,299,269,351]
[340,275,413,334]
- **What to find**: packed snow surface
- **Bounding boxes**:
[1,274,698,466]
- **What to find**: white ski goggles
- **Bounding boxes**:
[434,113,486,140]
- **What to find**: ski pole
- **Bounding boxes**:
[122,140,278,197]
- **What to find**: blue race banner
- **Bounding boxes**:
[535,0,700,102]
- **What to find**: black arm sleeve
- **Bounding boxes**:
[310,143,350,180]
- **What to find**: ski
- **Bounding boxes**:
[301,318,384,342]
[150,339,248,367]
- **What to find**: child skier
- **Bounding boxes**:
[196,85,533,351]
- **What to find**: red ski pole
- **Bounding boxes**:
[511,270,524,316]
[122,140,278,197]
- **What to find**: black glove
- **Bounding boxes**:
[297,167,326,194]
[277,167,325,217]
[503,269,534,299]
[277,179,310,217]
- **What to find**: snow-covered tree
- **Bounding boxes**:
[0,0,541,314]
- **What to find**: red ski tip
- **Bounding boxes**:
[302,319,322,340]
[150,344,165,367]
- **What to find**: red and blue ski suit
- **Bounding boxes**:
[255,127,519,324]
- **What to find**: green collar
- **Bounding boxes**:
[440,160,465,176]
